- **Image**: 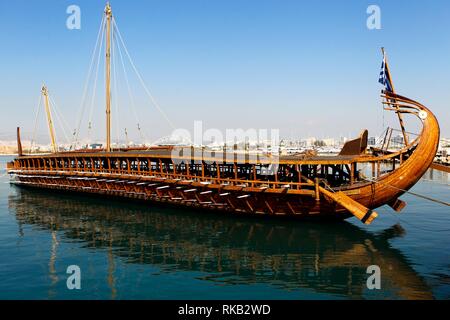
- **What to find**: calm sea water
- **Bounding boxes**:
[0,155,448,300]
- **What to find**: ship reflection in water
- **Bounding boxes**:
[9,187,433,299]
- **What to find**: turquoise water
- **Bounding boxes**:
[0,156,449,299]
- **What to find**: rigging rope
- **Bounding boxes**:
[355,173,450,231]
[71,14,177,149]
[363,177,450,207]
[73,14,106,149]
[30,94,42,153]
[49,95,72,145]
[115,27,148,144]
[111,26,120,146]
[113,18,175,129]
[87,22,106,146]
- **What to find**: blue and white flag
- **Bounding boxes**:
[378,52,393,92]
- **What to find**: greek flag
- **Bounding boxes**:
[378,53,393,92]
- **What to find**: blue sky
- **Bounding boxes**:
[0,0,449,144]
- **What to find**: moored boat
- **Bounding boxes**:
[6,4,440,224]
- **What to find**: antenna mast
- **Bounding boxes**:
[41,85,58,153]
[105,2,112,152]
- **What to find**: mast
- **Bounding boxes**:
[16,127,23,156]
[105,3,112,152]
[41,85,58,153]
[381,48,409,146]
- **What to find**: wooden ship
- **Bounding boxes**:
[6,4,441,225]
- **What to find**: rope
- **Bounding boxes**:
[73,14,105,149]
[86,22,106,146]
[320,179,335,193]
[111,27,120,146]
[319,170,450,232]
[49,95,72,145]
[113,18,175,129]
[313,172,450,231]
[360,174,450,231]
[30,93,42,153]
[115,29,148,144]
[363,177,450,207]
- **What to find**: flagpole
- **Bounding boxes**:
[381,47,409,146]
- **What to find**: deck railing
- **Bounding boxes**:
[9,160,317,191]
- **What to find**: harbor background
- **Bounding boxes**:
[0,155,448,300]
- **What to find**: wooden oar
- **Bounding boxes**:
[304,177,378,224]
[318,184,378,225]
